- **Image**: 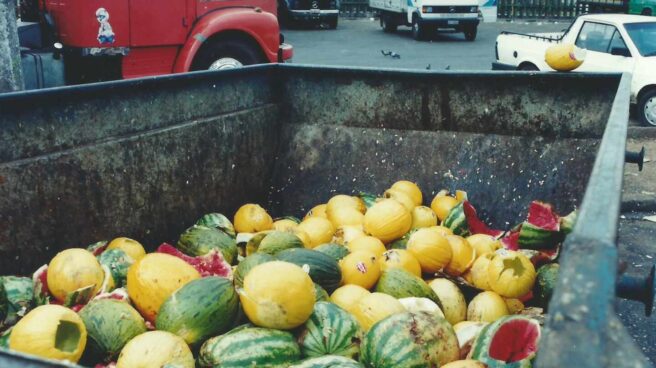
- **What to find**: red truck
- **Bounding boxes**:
[17,0,293,87]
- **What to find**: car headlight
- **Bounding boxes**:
[422,6,433,13]
[470,6,478,12]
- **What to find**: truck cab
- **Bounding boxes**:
[371,0,480,40]
[278,0,340,29]
[18,0,292,87]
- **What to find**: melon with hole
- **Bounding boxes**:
[468,315,540,367]
[487,250,536,298]
[9,304,87,363]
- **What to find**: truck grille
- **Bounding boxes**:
[424,5,474,13]
[292,0,333,9]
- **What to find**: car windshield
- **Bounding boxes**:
[624,22,656,57]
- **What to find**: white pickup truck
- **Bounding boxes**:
[493,14,656,126]
[370,0,480,41]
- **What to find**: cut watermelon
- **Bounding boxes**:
[469,315,540,367]
[518,201,564,250]
[157,243,233,279]
[444,201,505,238]
[32,264,50,306]
[500,231,520,251]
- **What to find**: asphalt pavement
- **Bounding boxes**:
[284,18,567,70]
[287,18,656,363]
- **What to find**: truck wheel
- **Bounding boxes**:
[464,26,477,41]
[518,63,539,71]
[638,89,656,127]
[191,39,264,71]
[641,8,652,15]
[380,14,397,33]
[412,17,425,40]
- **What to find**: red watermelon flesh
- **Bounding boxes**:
[527,201,559,231]
[500,231,520,251]
[157,243,232,278]
[488,318,541,362]
[463,201,505,238]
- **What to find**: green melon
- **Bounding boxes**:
[156,276,239,345]
[443,202,469,236]
[79,299,147,358]
[298,302,363,359]
[361,311,459,368]
[375,268,442,308]
[315,243,350,261]
[177,225,238,264]
[97,249,134,287]
[0,276,34,328]
[291,355,364,368]
[234,253,276,288]
[534,263,559,310]
[276,248,342,293]
[469,315,540,368]
[314,284,330,302]
[198,327,301,368]
[196,212,236,238]
[257,231,305,255]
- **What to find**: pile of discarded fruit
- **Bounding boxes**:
[0,180,573,368]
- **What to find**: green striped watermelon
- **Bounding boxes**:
[298,302,363,359]
[314,284,330,302]
[443,202,469,236]
[156,276,239,345]
[257,231,305,255]
[79,299,147,359]
[291,355,364,368]
[97,249,134,287]
[276,248,342,292]
[177,225,238,264]
[315,243,350,261]
[196,213,236,238]
[468,315,540,367]
[234,253,276,288]
[374,269,443,308]
[198,327,301,368]
[361,311,459,368]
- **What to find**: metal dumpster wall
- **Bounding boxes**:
[0,67,280,275]
[271,66,619,226]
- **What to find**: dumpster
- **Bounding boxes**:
[0,65,648,366]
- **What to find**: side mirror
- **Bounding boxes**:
[611,47,631,57]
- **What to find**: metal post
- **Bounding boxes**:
[0,0,24,92]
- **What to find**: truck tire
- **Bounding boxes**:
[412,17,426,40]
[464,25,477,41]
[191,38,265,71]
[380,13,397,33]
[518,62,539,71]
[638,89,656,127]
[641,8,652,15]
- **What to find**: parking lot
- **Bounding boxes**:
[284,18,567,70]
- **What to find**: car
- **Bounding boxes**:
[493,14,656,126]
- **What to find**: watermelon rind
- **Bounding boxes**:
[97,249,134,288]
[198,327,301,368]
[469,315,540,368]
[196,213,237,238]
[0,276,34,329]
[361,311,459,368]
[518,222,563,250]
[375,268,443,309]
[298,302,363,359]
[443,202,469,237]
[276,248,343,293]
[156,276,239,345]
[290,355,364,368]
